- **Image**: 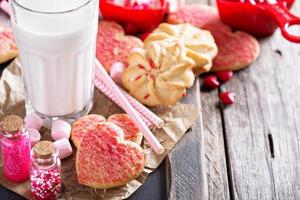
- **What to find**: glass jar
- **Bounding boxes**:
[30,141,62,200]
[9,0,99,127]
[0,115,31,183]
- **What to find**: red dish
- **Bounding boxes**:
[217,0,300,43]
[100,0,166,33]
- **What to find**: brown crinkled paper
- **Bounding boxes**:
[0,60,200,200]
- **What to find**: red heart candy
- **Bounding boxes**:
[203,75,220,89]
[216,71,233,82]
[219,91,235,105]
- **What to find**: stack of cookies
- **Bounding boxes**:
[122,23,218,107]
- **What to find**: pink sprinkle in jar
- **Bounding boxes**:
[0,115,31,183]
[30,141,61,200]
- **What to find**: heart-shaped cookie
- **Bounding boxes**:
[96,21,143,72]
[71,114,106,148]
[71,114,143,148]
[167,4,260,72]
[0,26,18,64]
[107,114,143,145]
[76,122,145,189]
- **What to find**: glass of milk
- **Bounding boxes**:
[9,0,99,126]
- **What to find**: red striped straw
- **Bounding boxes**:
[118,87,164,128]
[95,59,165,154]
[94,77,153,127]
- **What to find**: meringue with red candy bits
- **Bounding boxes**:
[51,120,71,141]
[53,138,73,160]
[27,128,41,147]
[24,112,43,131]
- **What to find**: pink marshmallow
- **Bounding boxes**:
[28,128,41,147]
[53,138,73,160]
[24,112,43,131]
[51,120,71,140]
[109,62,125,85]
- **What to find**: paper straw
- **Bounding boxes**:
[95,59,164,155]
[0,0,10,16]
[94,77,153,127]
[119,87,164,128]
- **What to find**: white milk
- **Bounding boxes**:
[10,0,98,117]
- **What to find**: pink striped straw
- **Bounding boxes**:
[94,77,153,127]
[95,59,164,154]
[118,87,164,128]
[0,0,10,16]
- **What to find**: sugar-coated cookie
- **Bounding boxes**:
[96,21,143,72]
[76,122,145,189]
[167,4,260,72]
[0,26,18,64]
[71,114,105,148]
[107,114,143,145]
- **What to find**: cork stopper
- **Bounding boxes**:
[34,141,54,159]
[2,115,23,133]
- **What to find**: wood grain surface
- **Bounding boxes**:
[167,79,207,200]
[219,2,300,200]
[1,0,300,200]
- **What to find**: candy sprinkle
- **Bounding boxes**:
[30,169,61,200]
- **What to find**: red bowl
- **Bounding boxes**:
[216,0,295,37]
[100,0,166,33]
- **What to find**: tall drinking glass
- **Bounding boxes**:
[9,0,98,126]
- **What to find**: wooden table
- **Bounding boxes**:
[1,0,300,199]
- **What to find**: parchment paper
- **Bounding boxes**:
[0,60,201,200]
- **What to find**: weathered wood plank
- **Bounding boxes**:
[221,2,300,199]
[167,0,209,199]
[202,1,230,200]
[167,79,208,200]
[201,87,230,200]
[167,0,230,199]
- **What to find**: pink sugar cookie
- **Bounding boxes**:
[24,112,43,131]
[53,138,73,160]
[51,120,71,141]
[27,128,41,147]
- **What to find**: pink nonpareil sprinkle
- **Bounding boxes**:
[30,169,61,200]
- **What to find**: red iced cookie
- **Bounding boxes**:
[76,122,145,189]
[0,26,18,64]
[96,21,143,72]
[107,113,143,145]
[71,114,106,148]
[167,4,260,71]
